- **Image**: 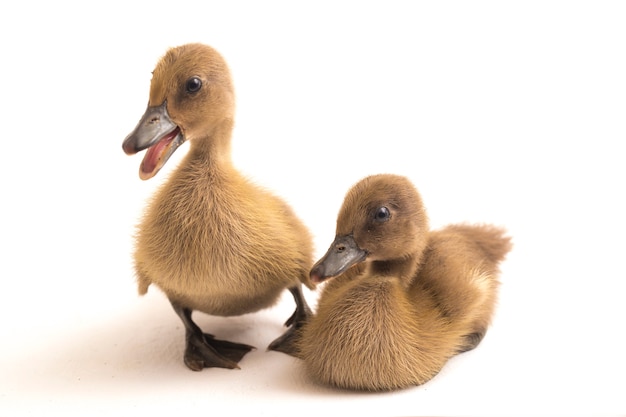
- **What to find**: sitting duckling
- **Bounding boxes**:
[300,174,511,391]
[122,43,314,371]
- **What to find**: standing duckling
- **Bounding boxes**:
[122,43,314,371]
[300,174,511,391]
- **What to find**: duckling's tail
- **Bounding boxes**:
[447,224,512,264]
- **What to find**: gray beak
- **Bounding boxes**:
[310,235,367,283]
[122,101,185,180]
[122,101,178,155]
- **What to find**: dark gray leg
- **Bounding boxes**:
[171,302,255,371]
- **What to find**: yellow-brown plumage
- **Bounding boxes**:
[300,174,511,391]
[123,43,314,370]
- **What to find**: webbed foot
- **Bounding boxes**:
[458,329,487,354]
[184,332,255,371]
[267,285,311,358]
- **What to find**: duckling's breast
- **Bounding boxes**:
[133,174,311,316]
[301,277,448,391]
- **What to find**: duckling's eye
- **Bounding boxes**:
[185,77,202,93]
[374,207,390,222]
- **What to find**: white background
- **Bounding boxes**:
[1,1,625,416]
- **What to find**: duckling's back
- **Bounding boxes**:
[416,224,512,351]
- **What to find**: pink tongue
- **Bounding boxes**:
[140,133,176,176]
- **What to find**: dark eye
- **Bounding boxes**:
[374,207,390,222]
[185,77,202,93]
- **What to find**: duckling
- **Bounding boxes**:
[300,174,511,391]
[122,43,314,371]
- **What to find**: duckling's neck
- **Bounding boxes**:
[187,118,235,167]
[369,253,423,288]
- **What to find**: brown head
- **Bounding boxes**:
[310,174,429,284]
[122,43,235,180]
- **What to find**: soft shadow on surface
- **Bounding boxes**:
[4,291,356,400]
[2,288,453,417]
[1,279,525,417]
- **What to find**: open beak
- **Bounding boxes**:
[122,101,185,180]
[310,235,367,283]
